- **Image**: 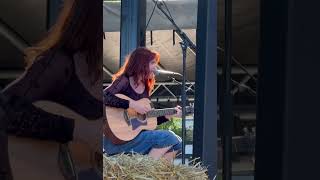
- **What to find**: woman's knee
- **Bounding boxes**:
[156,130,181,141]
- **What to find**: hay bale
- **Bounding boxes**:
[104,153,208,180]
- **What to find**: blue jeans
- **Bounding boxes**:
[103,130,182,155]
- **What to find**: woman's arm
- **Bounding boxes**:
[1,50,75,143]
[104,76,154,115]
[103,75,130,109]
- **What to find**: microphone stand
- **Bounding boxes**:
[153,0,195,164]
[180,41,188,165]
[152,1,196,53]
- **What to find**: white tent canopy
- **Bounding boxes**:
[103,0,198,32]
[103,0,259,82]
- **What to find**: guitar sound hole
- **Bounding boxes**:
[137,114,147,121]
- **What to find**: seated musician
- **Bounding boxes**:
[0,0,103,179]
[103,47,182,162]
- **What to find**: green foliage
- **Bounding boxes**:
[157,118,194,144]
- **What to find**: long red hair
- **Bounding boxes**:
[113,47,160,95]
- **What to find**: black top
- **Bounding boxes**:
[103,75,168,125]
[0,50,103,143]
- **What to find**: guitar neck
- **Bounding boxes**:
[146,108,177,118]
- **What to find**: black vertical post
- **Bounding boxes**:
[180,42,187,164]
[255,0,287,179]
[221,0,233,179]
[193,0,217,179]
[283,1,320,179]
[120,0,146,67]
[138,0,146,47]
[256,1,320,180]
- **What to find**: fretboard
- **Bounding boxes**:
[146,108,177,118]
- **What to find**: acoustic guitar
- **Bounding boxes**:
[8,101,102,180]
[104,94,194,144]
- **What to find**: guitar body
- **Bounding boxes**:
[8,101,102,180]
[105,94,157,144]
[9,136,64,180]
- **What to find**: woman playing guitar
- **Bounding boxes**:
[103,47,182,162]
[0,0,103,179]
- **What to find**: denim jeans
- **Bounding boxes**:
[103,130,182,155]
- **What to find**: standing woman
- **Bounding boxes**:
[0,0,103,179]
[103,47,182,162]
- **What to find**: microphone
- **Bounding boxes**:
[153,69,182,76]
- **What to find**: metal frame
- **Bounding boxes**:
[119,0,146,67]
[104,81,195,98]
[193,0,218,179]
[151,81,195,95]
[221,0,234,178]
[0,18,29,53]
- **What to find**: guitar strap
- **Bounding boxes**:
[58,143,77,180]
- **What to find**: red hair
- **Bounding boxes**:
[113,47,160,95]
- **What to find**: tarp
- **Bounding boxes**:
[103,0,198,32]
[103,0,259,82]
